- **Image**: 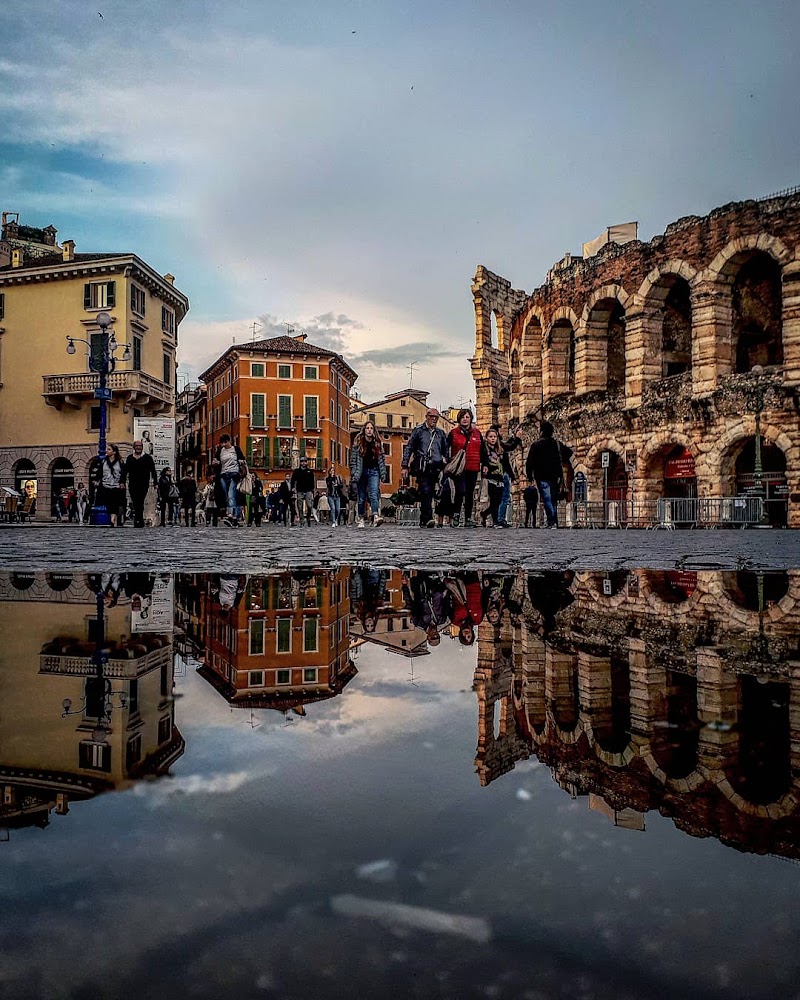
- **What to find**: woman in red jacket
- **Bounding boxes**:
[446,408,483,527]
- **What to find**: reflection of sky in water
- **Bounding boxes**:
[2,587,800,999]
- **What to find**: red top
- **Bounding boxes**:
[451,580,484,626]
[448,425,483,472]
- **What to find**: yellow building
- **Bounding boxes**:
[349,389,454,492]
[0,214,189,518]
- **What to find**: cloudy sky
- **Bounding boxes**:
[2,0,798,409]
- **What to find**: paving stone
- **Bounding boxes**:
[1,523,799,573]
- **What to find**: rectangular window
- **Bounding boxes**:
[386,413,393,428]
[304,396,318,429]
[304,365,318,380]
[84,281,115,309]
[338,404,343,426]
[161,305,175,336]
[130,285,146,316]
[383,442,391,455]
[0,292,4,319]
[90,406,101,431]
[303,667,318,683]
[369,413,376,423]
[251,393,266,428]
[125,735,142,770]
[400,398,406,407]
[158,716,172,744]
[276,668,291,685]
[163,353,172,386]
[128,679,139,716]
[278,363,292,379]
[278,395,292,428]
[401,416,408,428]
[277,618,292,653]
[249,618,265,654]
[330,399,335,423]
[79,741,111,772]
[248,670,264,687]
[303,617,318,652]
[251,362,265,377]
[132,335,142,371]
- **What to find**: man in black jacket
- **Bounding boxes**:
[490,423,523,527]
[525,421,573,528]
[122,440,158,527]
[290,458,316,526]
[401,408,449,527]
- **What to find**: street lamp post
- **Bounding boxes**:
[66,311,130,524]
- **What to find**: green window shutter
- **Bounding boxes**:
[278,395,291,427]
[304,396,318,428]
[246,436,253,464]
[251,394,265,428]
[316,438,323,460]
[84,284,91,308]
[273,437,281,468]
[106,281,116,308]
[299,437,306,457]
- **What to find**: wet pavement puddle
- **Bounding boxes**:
[1,567,799,999]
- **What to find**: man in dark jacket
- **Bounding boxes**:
[178,467,198,526]
[401,408,449,527]
[525,421,573,528]
[290,458,316,526]
[122,440,158,527]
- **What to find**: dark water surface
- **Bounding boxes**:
[1,567,799,999]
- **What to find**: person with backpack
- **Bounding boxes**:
[525,421,573,528]
[445,408,483,527]
[178,466,198,526]
[290,457,317,527]
[401,407,449,527]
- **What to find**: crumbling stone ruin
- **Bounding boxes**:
[471,190,800,526]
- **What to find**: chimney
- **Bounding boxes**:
[164,272,175,285]
[11,248,23,268]
[62,239,75,262]
[295,332,307,342]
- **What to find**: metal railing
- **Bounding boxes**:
[512,496,766,529]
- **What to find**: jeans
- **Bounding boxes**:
[357,468,381,518]
[537,479,558,526]
[328,494,341,524]
[220,472,240,518]
[298,491,315,524]
[498,474,512,525]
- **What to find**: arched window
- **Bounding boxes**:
[732,253,783,372]
[661,278,692,376]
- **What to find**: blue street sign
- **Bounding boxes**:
[94,387,112,400]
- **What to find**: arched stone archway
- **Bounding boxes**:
[577,285,630,395]
[543,313,577,399]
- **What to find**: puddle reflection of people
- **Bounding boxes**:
[351,568,388,632]
[210,574,248,613]
[402,571,451,647]
[527,571,575,634]
[445,571,486,646]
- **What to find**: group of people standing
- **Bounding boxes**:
[400,407,572,528]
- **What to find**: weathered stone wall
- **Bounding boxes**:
[472,192,800,525]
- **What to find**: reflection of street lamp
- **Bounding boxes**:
[750,365,769,527]
[58,588,129,742]
[66,311,132,524]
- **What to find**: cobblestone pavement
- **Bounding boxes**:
[1,522,800,572]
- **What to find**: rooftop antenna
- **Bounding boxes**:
[407,361,419,389]
[251,321,263,343]
[287,324,296,337]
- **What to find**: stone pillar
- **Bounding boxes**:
[577,651,612,735]
[781,263,800,385]
[696,648,739,772]
[546,649,578,729]
[625,308,661,408]
[523,626,547,734]
[628,637,666,737]
[575,319,607,395]
[691,281,731,394]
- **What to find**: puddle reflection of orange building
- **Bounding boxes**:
[475,569,800,859]
[193,570,355,715]
[0,572,183,833]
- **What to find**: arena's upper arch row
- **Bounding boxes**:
[471,191,800,526]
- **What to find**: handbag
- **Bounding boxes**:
[410,429,437,477]
[443,448,466,479]
[239,472,254,495]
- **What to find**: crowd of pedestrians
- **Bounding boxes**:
[67,407,570,528]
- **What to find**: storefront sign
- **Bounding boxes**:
[664,449,696,480]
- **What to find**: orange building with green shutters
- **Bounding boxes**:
[199,333,358,486]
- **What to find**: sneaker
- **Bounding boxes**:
[426,519,436,528]
[374,516,384,527]
[465,518,476,528]
[357,517,366,528]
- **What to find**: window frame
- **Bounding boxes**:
[304,365,318,380]
[303,617,319,653]
[278,363,292,379]
[161,305,176,336]
[130,284,146,317]
[276,617,292,653]
[249,618,265,655]
[278,394,293,430]
[84,280,116,310]
[250,362,265,378]
[276,668,291,685]
[303,394,319,430]
[250,392,266,429]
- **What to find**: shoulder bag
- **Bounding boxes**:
[239,471,254,495]
[442,447,466,479]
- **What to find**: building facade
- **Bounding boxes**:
[175,383,208,481]
[350,389,454,493]
[0,214,189,518]
[200,334,357,488]
[471,191,800,526]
